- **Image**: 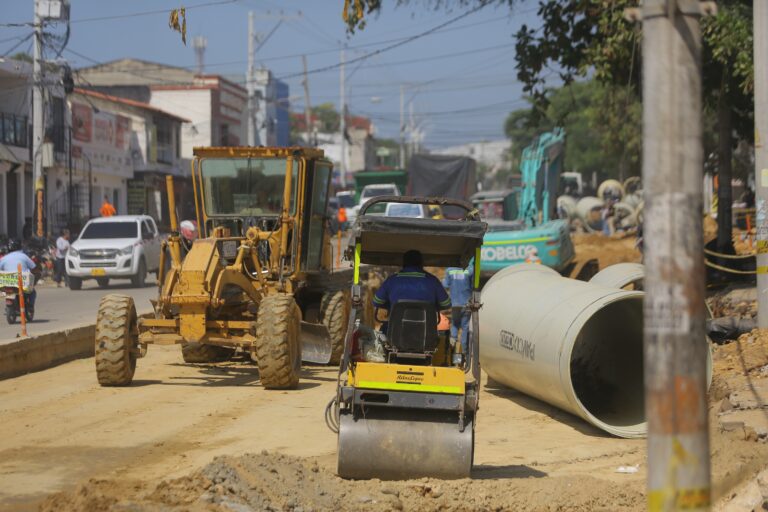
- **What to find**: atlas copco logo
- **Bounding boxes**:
[482,244,536,262]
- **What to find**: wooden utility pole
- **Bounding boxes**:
[755,0,768,327]
[640,0,712,510]
[302,55,313,147]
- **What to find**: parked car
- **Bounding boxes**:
[384,202,427,218]
[65,215,162,290]
[353,183,401,217]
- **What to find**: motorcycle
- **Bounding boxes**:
[1,270,36,324]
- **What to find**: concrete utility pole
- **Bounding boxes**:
[399,85,405,169]
[32,1,44,238]
[302,55,313,147]
[640,0,712,509]
[247,11,260,146]
[339,46,347,188]
[755,0,768,327]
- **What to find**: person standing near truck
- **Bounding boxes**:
[442,264,473,353]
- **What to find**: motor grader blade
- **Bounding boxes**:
[300,321,332,364]
[337,408,474,480]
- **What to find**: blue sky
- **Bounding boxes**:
[1,0,542,148]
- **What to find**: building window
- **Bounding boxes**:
[220,123,229,146]
[155,118,173,164]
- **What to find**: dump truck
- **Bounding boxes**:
[94,147,365,389]
[471,129,597,280]
[327,196,487,479]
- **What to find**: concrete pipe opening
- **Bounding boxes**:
[569,296,645,436]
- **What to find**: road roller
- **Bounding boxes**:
[326,196,487,479]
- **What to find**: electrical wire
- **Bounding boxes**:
[1,32,34,58]
[69,0,240,24]
[276,2,490,80]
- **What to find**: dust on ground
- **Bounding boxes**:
[572,232,641,270]
[40,452,645,512]
[37,330,768,512]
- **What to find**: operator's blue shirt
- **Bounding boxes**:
[373,266,451,311]
[442,266,473,307]
[0,251,36,272]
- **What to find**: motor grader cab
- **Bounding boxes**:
[327,196,487,479]
[94,147,352,389]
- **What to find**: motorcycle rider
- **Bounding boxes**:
[0,239,40,312]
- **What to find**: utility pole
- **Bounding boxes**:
[399,85,405,169]
[302,55,313,147]
[339,46,347,188]
[32,1,44,238]
[755,0,768,327]
[247,11,260,146]
[639,0,712,510]
[408,99,415,157]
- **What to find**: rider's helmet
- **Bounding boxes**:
[7,239,21,252]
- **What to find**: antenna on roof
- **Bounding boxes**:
[192,36,207,75]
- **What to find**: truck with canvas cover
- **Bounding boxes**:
[326,196,487,479]
[93,147,363,389]
[471,129,597,280]
[406,154,477,218]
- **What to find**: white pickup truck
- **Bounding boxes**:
[65,215,162,290]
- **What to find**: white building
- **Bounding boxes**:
[0,58,67,239]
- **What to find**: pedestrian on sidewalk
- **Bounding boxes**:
[100,196,116,217]
[54,229,70,287]
[442,264,473,354]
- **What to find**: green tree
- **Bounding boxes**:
[346,0,753,251]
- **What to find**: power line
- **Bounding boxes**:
[276,3,490,80]
[70,0,240,24]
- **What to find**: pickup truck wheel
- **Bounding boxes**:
[68,276,82,291]
[131,259,146,288]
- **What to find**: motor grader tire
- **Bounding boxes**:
[321,289,350,364]
[95,294,138,386]
[181,343,236,363]
[253,295,301,389]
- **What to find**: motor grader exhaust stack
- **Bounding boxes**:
[329,196,487,479]
[95,147,359,389]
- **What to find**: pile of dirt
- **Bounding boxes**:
[41,450,645,512]
[712,329,768,387]
[572,232,642,270]
[707,287,757,319]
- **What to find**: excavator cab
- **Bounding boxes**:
[329,196,488,480]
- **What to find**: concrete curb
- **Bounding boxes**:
[0,323,96,380]
[0,311,153,381]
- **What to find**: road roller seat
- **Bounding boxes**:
[387,300,439,354]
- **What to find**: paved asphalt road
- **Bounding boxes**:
[0,277,158,343]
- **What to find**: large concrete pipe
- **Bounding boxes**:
[597,179,625,201]
[613,201,638,229]
[590,262,645,290]
[575,196,604,232]
[557,195,577,220]
[481,264,645,438]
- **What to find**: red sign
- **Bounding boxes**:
[71,103,92,142]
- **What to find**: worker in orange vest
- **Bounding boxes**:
[100,196,116,217]
[337,206,348,231]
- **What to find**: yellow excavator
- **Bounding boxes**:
[94,147,361,389]
[327,196,487,479]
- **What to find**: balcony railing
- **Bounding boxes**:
[0,113,28,148]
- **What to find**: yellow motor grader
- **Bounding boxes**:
[94,147,360,389]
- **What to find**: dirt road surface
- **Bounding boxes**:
[2,339,767,511]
